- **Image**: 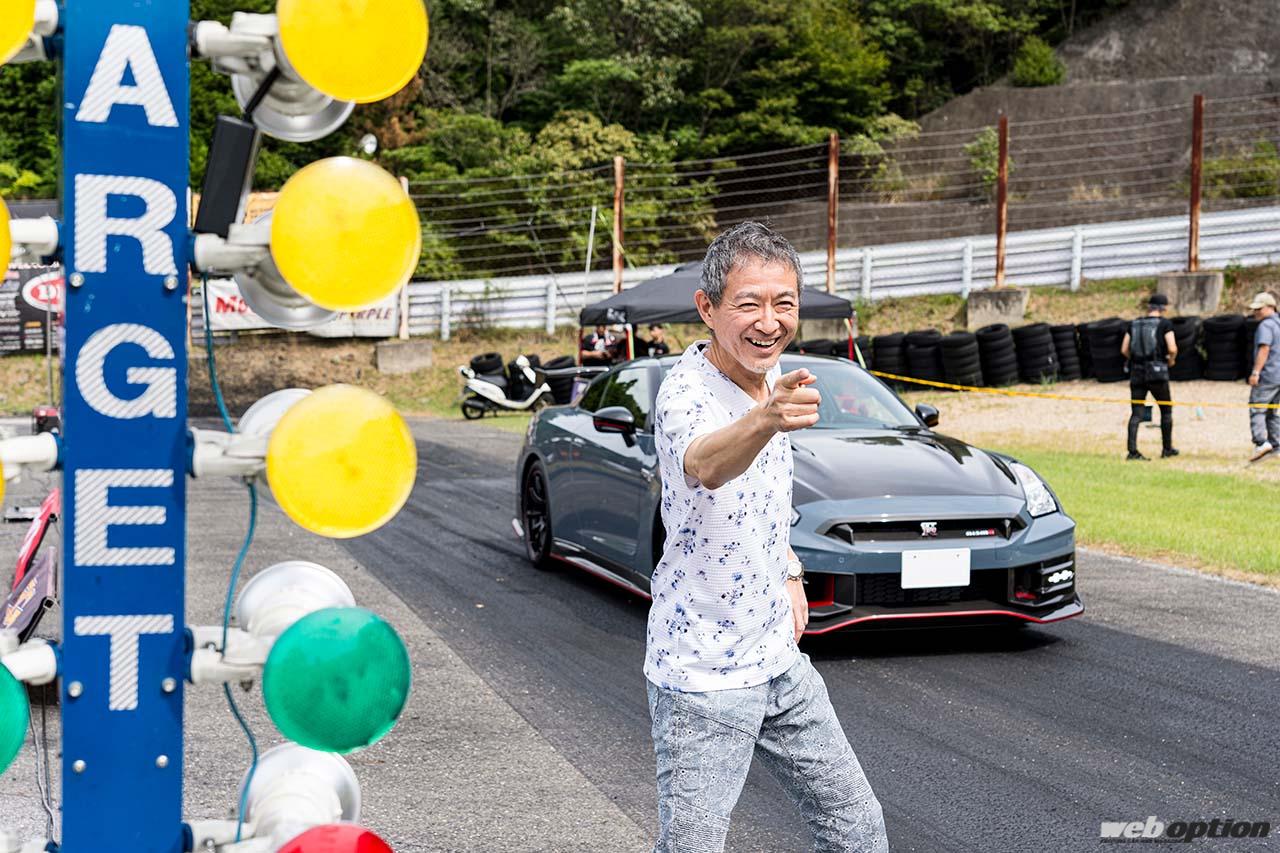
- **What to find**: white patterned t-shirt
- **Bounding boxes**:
[645,341,799,692]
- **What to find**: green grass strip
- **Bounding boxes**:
[999,446,1280,578]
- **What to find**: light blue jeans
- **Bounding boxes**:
[647,654,888,853]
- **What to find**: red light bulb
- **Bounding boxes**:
[277,824,393,853]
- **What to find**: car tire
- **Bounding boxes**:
[521,461,556,570]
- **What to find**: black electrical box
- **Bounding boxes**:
[194,114,260,237]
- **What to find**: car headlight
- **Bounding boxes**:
[791,507,801,526]
[1010,462,1057,517]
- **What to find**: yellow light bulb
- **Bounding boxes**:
[0,1,34,66]
[277,0,428,103]
[0,198,10,270]
[271,158,421,313]
[265,385,416,538]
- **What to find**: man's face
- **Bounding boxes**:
[595,325,606,336]
[696,256,799,375]
[651,326,665,342]
[1254,305,1274,320]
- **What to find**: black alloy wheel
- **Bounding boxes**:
[522,462,555,569]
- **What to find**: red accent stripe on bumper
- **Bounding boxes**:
[802,605,1083,635]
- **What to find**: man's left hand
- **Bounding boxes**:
[787,579,808,642]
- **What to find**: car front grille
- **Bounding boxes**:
[855,570,1009,607]
[825,517,1023,545]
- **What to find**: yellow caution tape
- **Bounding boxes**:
[867,370,1280,410]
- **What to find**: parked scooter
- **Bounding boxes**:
[458,354,552,419]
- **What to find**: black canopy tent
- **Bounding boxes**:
[578,261,856,362]
[580,262,853,326]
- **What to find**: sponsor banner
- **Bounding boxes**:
[203,277,398,338]
[0,265,63,356]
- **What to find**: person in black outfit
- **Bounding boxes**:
[580,324,617,364]
[643,323,671,357]
[1120,293,1179,460]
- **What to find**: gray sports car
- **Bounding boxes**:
[514,353,1082,634]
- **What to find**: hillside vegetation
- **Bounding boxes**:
[0,0,1129,200]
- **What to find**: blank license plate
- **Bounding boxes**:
[901,548,971,589]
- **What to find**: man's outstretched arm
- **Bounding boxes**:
[683,368,820,490]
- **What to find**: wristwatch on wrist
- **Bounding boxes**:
[785,558,805,582]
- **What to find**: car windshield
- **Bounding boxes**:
[660,355,920,430]
[781,357,920,429]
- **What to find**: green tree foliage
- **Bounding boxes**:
[0,0,1128,224]
[964,126,1012,198]
[1202,141,1280,200]
[1011,35,1066,87]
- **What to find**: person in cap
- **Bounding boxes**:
[1120,292,1178,460]
[1247,291,1280,462]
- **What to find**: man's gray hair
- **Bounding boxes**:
[700,221,804,306]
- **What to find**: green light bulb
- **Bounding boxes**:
[262,607,410,754]
[0,664,28,774]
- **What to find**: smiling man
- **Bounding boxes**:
[647,222,888,852]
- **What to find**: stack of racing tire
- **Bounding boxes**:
[905,329,946,386]
[976,324,1019,386]
[542,354,578,404]
[940,331,983,387]
[1203,314,1245,380]
[871,332,907,387]
[1050,324,1082,381]
[1169,316,1204,381]
[1081,317,1128,382]
[798,338,839,356]
[1012,323,1059,383]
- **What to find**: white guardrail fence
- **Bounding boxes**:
[195,205,1280,340]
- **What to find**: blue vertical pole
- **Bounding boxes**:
[60,1,189,849]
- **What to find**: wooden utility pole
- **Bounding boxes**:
[1188,93,1204,272]
[612,155,625,293]
[826,132,839,293]
[994,113,1009,288]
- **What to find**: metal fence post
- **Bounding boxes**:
[1187,93,1204,272]
[860,248,873,301]
[613,156,625,293]
[1070,227,1084,291]
[398,175,411,339]
[995,113,1009,288]
[826,132,839,293]
[440,284,451,341]
[545,278,556,335]
[961,240,973,299]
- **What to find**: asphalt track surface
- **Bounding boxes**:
[344,420,1280,852]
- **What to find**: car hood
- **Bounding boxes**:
[790,429,1023,503]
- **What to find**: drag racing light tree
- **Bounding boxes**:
[0,0,58,65]
[188,559,411,753]
[191,384,418,538]
[193,0,427,142]
[193,157,422,330]
[0,629,57,775]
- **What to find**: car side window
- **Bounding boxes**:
[599,367,654,432]
[577,371,611,413]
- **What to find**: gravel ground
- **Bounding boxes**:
[901,378,1280,481]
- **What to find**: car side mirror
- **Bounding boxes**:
[915,403,939,428]
[593,406,636,435]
